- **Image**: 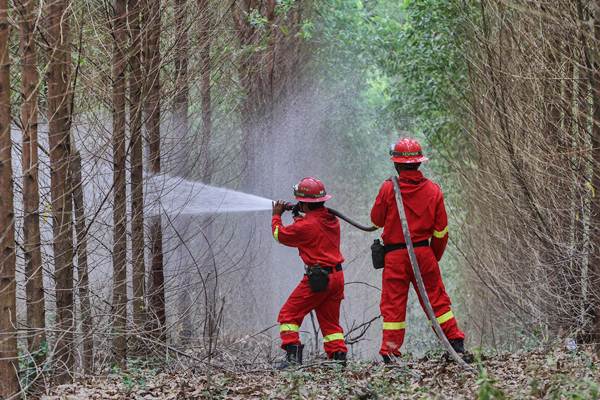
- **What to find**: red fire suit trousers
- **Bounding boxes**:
[380,247,465,356]
[278,269,348,357]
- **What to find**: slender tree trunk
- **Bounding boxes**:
[590,0,600,339]
[18,0,46,363]
[198,0,212,181]
[112,0,128,366]
[173,0,191,344]
[144,0,166,341]
[128,0,146,338]
[70,150,93,373]
[0,1,18,395]
[173,0,189,175]
[46,0,74,383]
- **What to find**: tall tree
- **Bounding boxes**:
[173,0,192,344]
[70,148,93,372]
[129,0,146,336]
[112,0,128,366]
[0,0,19,395]
[18,0,46,363]
[46,0,74,382]
[174,0,189,158]
[589,0,600,339]
[144,0,166,341]
[198,0,212,181]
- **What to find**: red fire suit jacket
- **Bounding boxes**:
[370,170,449,261]
[272,207,344,267]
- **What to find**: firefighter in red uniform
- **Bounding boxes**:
[371,137,466,363]
[272,177,348,366]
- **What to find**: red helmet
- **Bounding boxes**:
[390,137,429,163]
[293,177,332,203]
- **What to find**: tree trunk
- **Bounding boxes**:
[70,150,93,373]
[144,0,166,342]
[198,0,212,181]
[590,0,600,340]
[173,0,189,176]
[0,1,19,395]
[18,0,46,363]
[45,0,74,383]
[173,0,191,344]
[112,0,128,367]
[128,0,146,338]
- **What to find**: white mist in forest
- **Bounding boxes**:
[145,174,273,216]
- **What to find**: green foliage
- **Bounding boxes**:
[477,363,506,400]
[247,8,269,29]
[19,341,49,390]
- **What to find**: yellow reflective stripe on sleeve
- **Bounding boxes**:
[273,226,280,242]
[323,332,344,342]
[433,226,448,238]
[436,310,454,325]
[280,323,300,332]
[383,321,406,330]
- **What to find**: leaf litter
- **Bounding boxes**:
[42,345,600,399]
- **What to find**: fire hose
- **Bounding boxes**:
[390,176,473,371]
[284,203,378,232]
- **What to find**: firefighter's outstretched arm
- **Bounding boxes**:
[431,192,449,261]
[272,200,309,247]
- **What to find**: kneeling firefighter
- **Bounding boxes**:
[371,137,467,364]
[271,177,348,366]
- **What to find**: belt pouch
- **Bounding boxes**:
[306,267,329,292]
[371,239,385,270]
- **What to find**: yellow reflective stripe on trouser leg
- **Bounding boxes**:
[323,332,344,342]
[433,226,448,238]
[436,310,454,325]
[280,323,299,332]
[273,226,280,242]
[383,321,406,330]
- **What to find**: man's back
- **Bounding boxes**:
[371,170,446,246]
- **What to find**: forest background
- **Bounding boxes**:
[0,0,599,397]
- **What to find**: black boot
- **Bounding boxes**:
[331,351,347,367]
[449,339,465,353]
[447,339,474,363]
[382,354,399,365]
[285,344,304,366]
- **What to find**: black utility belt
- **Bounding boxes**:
[304,264,342,274]
[304,264,342,293]
[383,240,429,253]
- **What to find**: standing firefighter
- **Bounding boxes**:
[371,137,466,364]
[272,177,348,367]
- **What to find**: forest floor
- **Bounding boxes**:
[42,345,600,399]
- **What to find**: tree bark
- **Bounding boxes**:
[128,0,146,337]
[144,0,166,342]
[198,0,212,181]
[112,0,128,367]
[0,0,19,395]
[45,0,74,383]
[70,150,93,373]
[18,0,46,363]
[174,0,189,176]
[589,0,600,339]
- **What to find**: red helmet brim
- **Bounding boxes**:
[295,194,332,203]
[390,155,429,163]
